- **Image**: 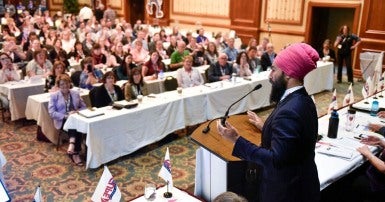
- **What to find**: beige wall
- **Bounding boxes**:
[170,0,366,52]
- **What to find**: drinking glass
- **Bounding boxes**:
[144,183,156,200]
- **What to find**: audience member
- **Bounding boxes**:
[130,40,149,66]
[169,41,190,71]
[91,43,107,70]
[79,57,102,89]
[233,52,252,77]
[0,53,20,110]
[48,74,86,166]
[342,120,385,202]
[205,42,219,65]
[334,25,361,84]
[45,61,66,92]
[166,35,178,57]
[0,53,20,84]
[48,38,67,63]
[142,51,165,80]
[26,49,53,77]
[68,41,90,61]
[260,43,276,71]
[176,56,204,88]
[103,4,117,25]
[223,37,238,62]
[196,28,208,46]
[125,67,148,101]
[318,39,336,62]
[259,37,269,53]
[116,54,137,80]
[207,53,233,82]
[90,71,124,108]
[247,47,261,73]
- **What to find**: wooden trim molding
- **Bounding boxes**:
[264,0,304,25]
[259,28,304,37]
[171,0,230,19]
[169,19,231,29]
[305,2,361,43]
[359,0,385,40]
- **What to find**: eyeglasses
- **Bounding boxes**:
[0,57,11,61]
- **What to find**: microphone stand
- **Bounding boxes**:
[221,85,260,126]
[202,84,262,133]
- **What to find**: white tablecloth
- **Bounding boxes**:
[63,75,269,169]
[305,61,334,95]
[64,94,185,169]
[0,79,45,121]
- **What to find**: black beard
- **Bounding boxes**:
[270,74,287,104]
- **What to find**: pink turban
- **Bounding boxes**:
[273,43,319,80]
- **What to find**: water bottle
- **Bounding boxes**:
[158,70,164,80]
[370,100,379,116]
[327,110,339,138]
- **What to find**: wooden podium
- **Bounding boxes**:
[191,115,261,201]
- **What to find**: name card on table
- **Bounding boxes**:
[78,108,105,118]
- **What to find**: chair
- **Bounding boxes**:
[0,97,7,122]
[89,87,98,107]
[56,129,67,151]
[164,76,178,91]
[71,71,82,87]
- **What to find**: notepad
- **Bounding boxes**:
[78,108,104,118]
[112,100,138,109]
[317,146,355,160]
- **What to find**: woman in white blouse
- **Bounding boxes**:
[176,55,204,88]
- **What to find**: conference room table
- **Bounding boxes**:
[0,78,45,121]
[61,61,334,169]
[63,72,272,169]
[25,88,90,144]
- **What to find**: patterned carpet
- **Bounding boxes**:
[0,73,365,201]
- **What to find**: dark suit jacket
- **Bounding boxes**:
[90,84,124,108]
[232,87,320,202]
[260,52,277,71]
[207,62,233,82]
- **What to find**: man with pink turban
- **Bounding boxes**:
[217,43,321,202]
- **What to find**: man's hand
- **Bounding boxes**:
[217,120,240,143]
[247,110,264,130]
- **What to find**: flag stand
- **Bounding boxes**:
[163,181,173,198]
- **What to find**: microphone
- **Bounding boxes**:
[221,84,262,126]
[202,84,262,133]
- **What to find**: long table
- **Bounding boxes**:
[0,79,45,121]
[26,61,333,169]
[63,73,272,169]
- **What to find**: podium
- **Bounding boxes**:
[191,115,261,201]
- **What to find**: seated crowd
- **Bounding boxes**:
[0,5,278,95]
[0,4,277,168]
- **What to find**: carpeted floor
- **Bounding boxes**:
[0,73,365,201]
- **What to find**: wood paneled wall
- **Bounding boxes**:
[356,0,385,75]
